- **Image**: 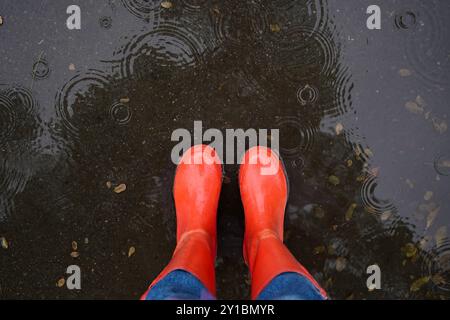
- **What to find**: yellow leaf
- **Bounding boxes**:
[128,246,136,257]
[269,23,281,33]
[56,278,65,288]
[403,243,418,258]
[1,237,8,249]
[313,246,326,255]
[328,175,340,186]
[410,277,430,292]
[114,183,127,194]
[71,241,78,251]
[161,1,173,9]
[345,203,357,221]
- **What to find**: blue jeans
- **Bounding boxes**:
[144,270,325,300]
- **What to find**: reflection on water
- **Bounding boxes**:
[0,0,449,299]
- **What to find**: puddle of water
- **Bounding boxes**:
[0,0,449,299]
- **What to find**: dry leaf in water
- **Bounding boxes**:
[403,243,418,258]
[57,278,65,288]
[335,123,344,135]
[398,69,412,77]
[1,237,8,249]
[270,23,281,33]
[432,274,446,286]
[380,210,392,222]
[410,276,430,292]
[424,191,433,201]
[128,246,136,257]
[313,246,326,255]
[405,101,424,114]
[345,203,357,221]
[336,257,347,272]
[431,117,448,134]
[426,206,440,229]
[114,183,127,193]
[328,175,340,186]
[161,1,173,9]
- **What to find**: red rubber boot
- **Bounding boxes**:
[141,144,222,299]
[239,146,327,299]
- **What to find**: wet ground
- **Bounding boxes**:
[0,0,449,299]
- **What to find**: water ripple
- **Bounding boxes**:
[54,69,111,139]
[360,174,397,216]
[421,240,450,292]
[121,0,161,23]
[275,116,318,160]
[114,22,209,79]
[0,94,16,147]
[404,2,450,86]
[210,1,270,47]
[273,26,339,82]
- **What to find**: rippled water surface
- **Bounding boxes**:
[0,0,449,299]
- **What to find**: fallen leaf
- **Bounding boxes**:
[313,245,326,255]
[410,276,430,292]
[345,203,357,221]
[57,278,65,288]
[405,101,424,114]
[70,251,80,258]
[106,181,112,189]
[435,226,447,247]
[313,206,325,219]
[335,123,344,135]
[71,241,78,251]
[0,16,3,26]
[424,191,433,201]
[212,7,220,16]
[431,117,448,134]
[120,97,130,103]
[399,69,412,77]
[68,63,76,71]
[432,274,446,286]
[114,183,127,194]
[426,206,440,229]
[405,179,414,189]
[328,175,340,186]
[161,1,173,9]
[380,210,392,222]
[415,95,426,107]
[419,236,432,250]
[346,159,353,167]
[369,167,380,177]
[269,23,281,33]
[1,237,8,249]
[336,257,347,272]
[364,148,374,158]
[128,246,136,257]
[403,243,418,258]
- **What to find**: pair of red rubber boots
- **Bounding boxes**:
[142,145,326,299]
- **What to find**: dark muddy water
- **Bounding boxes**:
[0,0,449,299]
